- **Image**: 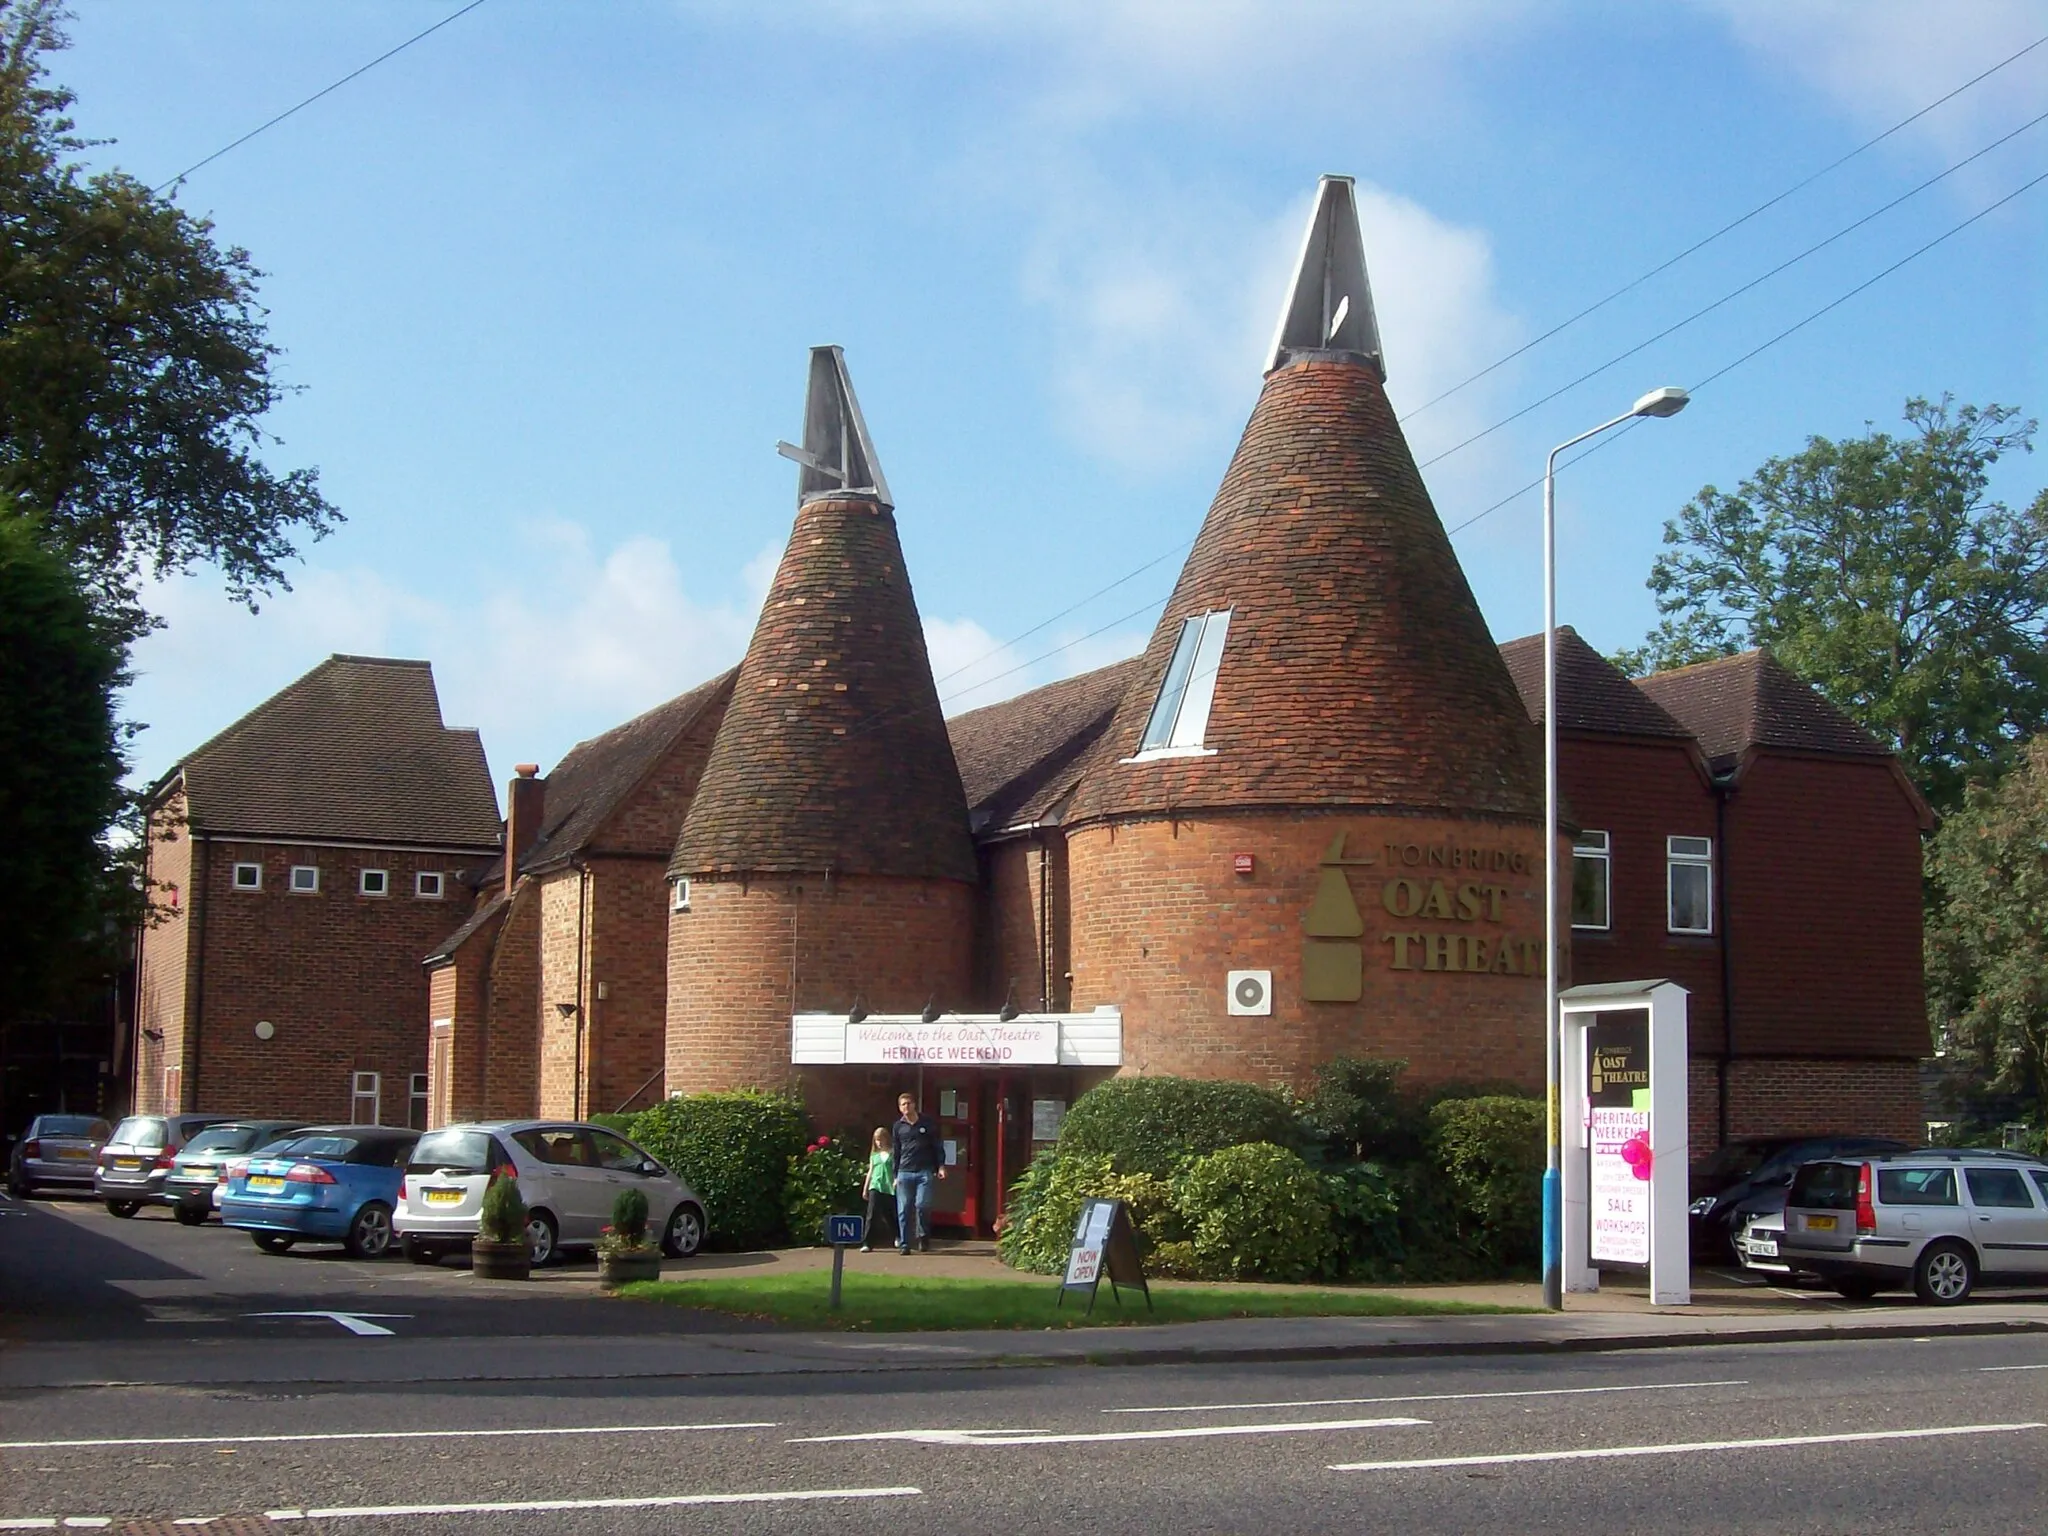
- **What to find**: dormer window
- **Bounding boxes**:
[671,877,691,913]
[1135,610,1232,756]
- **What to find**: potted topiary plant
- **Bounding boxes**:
[472,1170,531,1281]
[597,1186,661,1288]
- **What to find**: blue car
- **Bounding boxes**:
[222,1125,420,1259]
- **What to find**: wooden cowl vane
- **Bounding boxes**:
[670,346,976,886]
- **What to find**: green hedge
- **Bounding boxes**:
[586,1112,641,1139]
[1426,1095,1543,1270]
[783,1137,865,1243]
[1056,1075,1301,1179]
[628,1090,811,1249]
[1172,1142,1336,1282]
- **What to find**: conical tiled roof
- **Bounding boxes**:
[1068,353,1544,825]
[671,351,975,883]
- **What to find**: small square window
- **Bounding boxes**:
[1667,835,1713,935]
[671,877,691,913]
[288,865,320,894]
[415,870,445,899]
[231,863,262,891]
[1571,831,1610,931]
[359,868,389,896]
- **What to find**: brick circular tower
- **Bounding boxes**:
[666,347,976,1105]
[1064,177,1550,1091]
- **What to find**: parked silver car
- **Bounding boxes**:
[7,1114,113,1197]
[95,1113,235,1216]
[393,1121,707,1267]
[163,1120,310,1224]
[1779,1149,2048,1304]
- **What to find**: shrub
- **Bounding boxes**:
[478,1173,526,1244]
[1300,1056,1428,1163]
[783,1137,865,1243]
[1145,1239,1211,1279]
[586,1112,640,1139]
[610,1186,650,1242]
[1426,1095,1543,1270]
[998,1151,1115,1273]
[629,1090,812,1249]
[1321,1161,1404,1280]
[1171,1142,1336,1282]
[1057,1075,1302,1179]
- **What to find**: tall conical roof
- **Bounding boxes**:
[1068,179,1543,827]
[672,348,975,882]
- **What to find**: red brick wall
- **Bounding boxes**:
[482,880,542,1120]
[981,838,1070,1012]
[1724,754,1927,1060]
[588,858,672,1115]
[1067,811,1553,1091]
[135,798,195,1115]
[1725,1057,1925,1142]
[536,869,587,1118]
[666,873,975,1094]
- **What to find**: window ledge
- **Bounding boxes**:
[1120,745,1219,764]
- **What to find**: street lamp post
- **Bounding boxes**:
[1541,385,1689,1313]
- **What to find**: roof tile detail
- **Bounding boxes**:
[948,658,1141,835]
[170,655,501,849]
[1499,627,1694,739]
[672,496,976,882]
[1068,358,1544,825]
[1635,649,1891,771]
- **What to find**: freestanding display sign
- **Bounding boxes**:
[1559,979,1690,1306]
[1058,1198,1151,1314]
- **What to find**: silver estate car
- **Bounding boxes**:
[7,1114,113,1197]
[95,1113,234,1216]
[1779,1149,2048,1304]
[393,1121,707,1267]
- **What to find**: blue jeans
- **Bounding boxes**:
[894,1171,936,1248]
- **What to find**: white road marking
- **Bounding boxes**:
[262,1486,920,1520]
[1981,1363,2048,1372]
[1330,1420,2048,1473]
[795,1416,1428,1447]
[60,1523,109,1530]
[0,1522,55,1531]
[243,1311,410,1337]
[0,1422,775,1452]
[1105,1378,1748,1414]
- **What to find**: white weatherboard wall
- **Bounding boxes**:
[790,1007,1122,1068]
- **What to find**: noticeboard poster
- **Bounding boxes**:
[1586,1010,1651,1266]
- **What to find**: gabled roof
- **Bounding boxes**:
[164,655,501,850]
[1498,628,1694,740]
[1634,649,1892,771]
[947,658,1141,836]
[519,671,734,872]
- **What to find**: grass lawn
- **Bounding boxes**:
[616,1270,1526,1331]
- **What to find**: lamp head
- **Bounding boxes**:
[1631,386,1689,419]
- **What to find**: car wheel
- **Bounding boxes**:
[403,1236,441,1266]
[525,1209,559,1267]
[1831,1277,1881,1301]
[5,1171,26,1199]
[1912,1240,1976,1305]
[105,1199,142,1218]
[251,1232,295,1255]
[346,1201,394,1260]
[173,1203,209,1227]
[661,1202,704,1259]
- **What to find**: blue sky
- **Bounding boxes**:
[67,2,2048,793]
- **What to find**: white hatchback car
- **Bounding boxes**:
[394,1121,706,1267]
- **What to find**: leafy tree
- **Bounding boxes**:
[0,508,128,1013]
[1617,397,2048,811]
[1925,738,2048,1125]
[0,0,338,640]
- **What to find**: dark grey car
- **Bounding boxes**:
[94,1113,234,1216]
[7,1114,113,1197]
[163,1120,310,1224]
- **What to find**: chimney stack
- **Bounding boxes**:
[505,764,545,895]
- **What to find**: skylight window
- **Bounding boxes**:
[1136,610,1232,755]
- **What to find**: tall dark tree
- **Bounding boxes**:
[1617,397,2048,812]
[0,0,338,641]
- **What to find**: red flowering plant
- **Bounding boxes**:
[783,1135,865,1243]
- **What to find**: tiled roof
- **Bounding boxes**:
[947,658,1141,835]
[671,496,977,882]
[1635,649,1892,770]
[519,671,734,871]
[169,655,501,849]
[1069,357,1545,826]
[1498,628,1694,739]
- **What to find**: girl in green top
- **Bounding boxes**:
[860,1127,895,1252]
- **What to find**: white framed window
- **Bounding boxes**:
[409,1072,430,1130]
[358,868,389,896]
[1135,609,1232,756]
[350,1070,381,1125]
[1667,835,1713,934]
[415,870,445,899]
[671,876,691,913]
[289,865,320,894]
[1571,831,1610,931]
[231,862,262,891]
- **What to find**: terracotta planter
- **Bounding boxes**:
[598,1247,663,1289]
[470,1237,531,1281]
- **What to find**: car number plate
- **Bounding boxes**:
[114,1157,141,1169]
[1749,1238,1779,1257]
[55,1147,90,1160]
[424,1188,464,1205]
[246,1175,286,1193]
[1806,1214,1837,1231]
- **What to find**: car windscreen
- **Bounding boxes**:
[108,1116,169,1150]
[409,1129,504,1173]
[37,1116,110,1139]
[273,1135,360,1162]
[1789,1161,1861,1211]
[183,1125,266,1155]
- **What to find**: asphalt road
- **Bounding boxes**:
[5,1191,2048,1532]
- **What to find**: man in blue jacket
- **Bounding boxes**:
[891,1092,947,1254]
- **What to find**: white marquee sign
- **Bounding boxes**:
[791,1007,1121,1068]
